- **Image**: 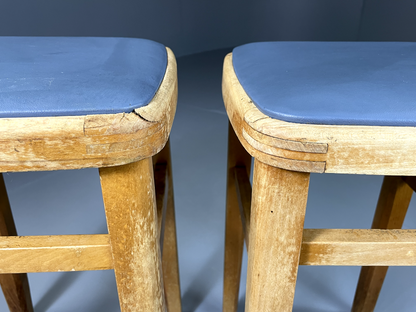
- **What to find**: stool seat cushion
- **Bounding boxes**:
[0,37,167,118]
[232,42,416,126]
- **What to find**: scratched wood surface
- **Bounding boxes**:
[0,48,177,172]
[245,160,310,312]
[100,158,166,312]
[231,171,416,267]
[2,228,416,274]
[299,229,416,266]
[222,53,416,175]
[0,47,178,312]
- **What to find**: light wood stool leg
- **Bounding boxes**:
[352,176,413,312]
[155,141,182,312]
[245,160,310,312]
[100,159,166,312]
[162,177,181,312]
[0,174,33,312]
[223,123,252,312]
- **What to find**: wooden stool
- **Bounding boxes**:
[222,42,416,312]
[0,37,181,312]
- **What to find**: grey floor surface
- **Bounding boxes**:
[1,49,416,312]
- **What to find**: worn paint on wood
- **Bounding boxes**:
[245,160,309,312]
[222,53,416,175]
[0,48,177,173]
[100,158,166,312]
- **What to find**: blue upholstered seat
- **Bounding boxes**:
[233,42,416,126]
[0,37,167,118]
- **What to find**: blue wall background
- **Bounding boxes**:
[0,0,415,56]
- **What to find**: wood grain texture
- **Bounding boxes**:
[300,229,416,266]
[230,173,416,266]
[100,158,165,312]
[223,123,252,312]
[222,58,324,174]
[0,48,177,173]
[0,174,33,312]
[245,160,309,312]
[242,129,326,173]
[0,235,112,273]
[222,53,416,175]
[352,176,413,312]
[153,141,182,312]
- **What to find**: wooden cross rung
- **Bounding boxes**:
[233,167,416,267]
[0,234,113,274]
[0,163,170,276]
[300,229,416,266]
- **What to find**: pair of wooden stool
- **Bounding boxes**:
[1,38,416,312]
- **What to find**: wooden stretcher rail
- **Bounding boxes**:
[0,163,171,274]
[300,229,416,266]
[0,234,113,273]
[0,163,169,275]
[234,166,416,266]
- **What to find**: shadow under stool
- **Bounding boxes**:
[0,37,181,312]
[221,42,416,312]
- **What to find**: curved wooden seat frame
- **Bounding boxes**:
[222,53,416,312]
[0,48,181,312]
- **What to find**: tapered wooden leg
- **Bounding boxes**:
[154,141,182,312]
[246,160,310,312]
[352,176,413,312]
[223,123,252,312]
[0,174,33,312]
[100,159,166,312]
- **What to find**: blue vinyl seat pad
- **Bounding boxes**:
[232,42,416,126]
[0,37,167,118]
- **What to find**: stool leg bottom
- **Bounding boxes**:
[223,124,251,312]
[100,158,166,312]
[0,174,33,312]
[246,160,310,312]
[352,176,413,312]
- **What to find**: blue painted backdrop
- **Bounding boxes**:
[0,0,415,57]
